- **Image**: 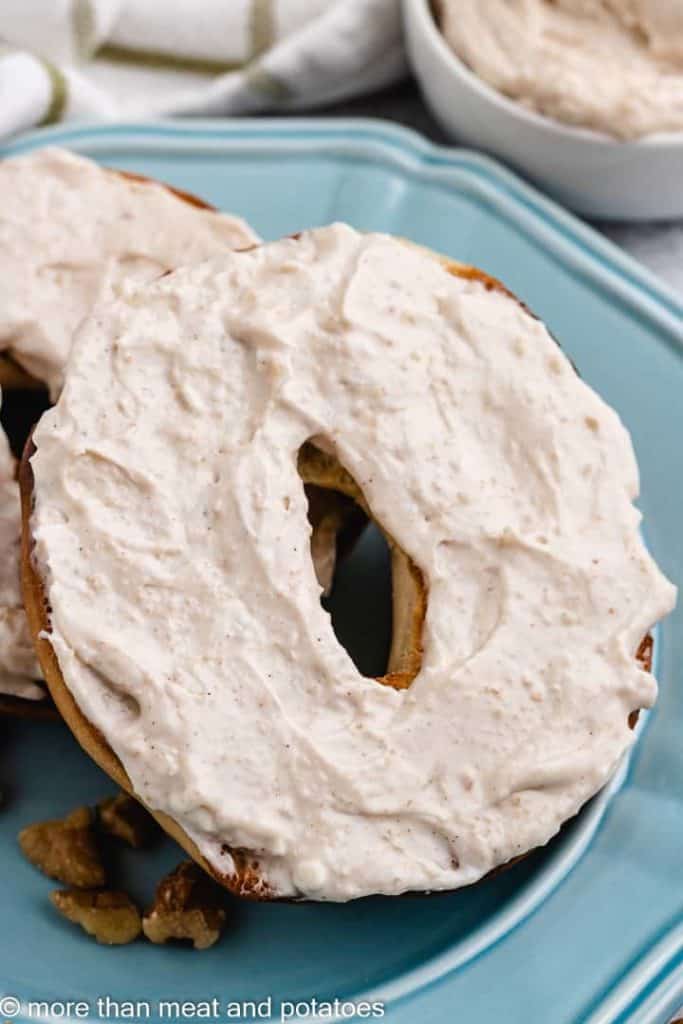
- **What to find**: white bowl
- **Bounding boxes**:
[402,0,683,221]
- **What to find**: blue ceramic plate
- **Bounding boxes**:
[0,120,681,1024]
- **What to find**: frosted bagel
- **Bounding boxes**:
[0,147,260,709]
[22,225,676,901]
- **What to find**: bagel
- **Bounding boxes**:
[21,224,676,900]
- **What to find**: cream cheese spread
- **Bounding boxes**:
[438,0,683,139]
[0,146,258,701]
[30,225,676,899]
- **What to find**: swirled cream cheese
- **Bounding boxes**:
[30,225,676,899]
[437,0,683,139]
[0,146,258,701]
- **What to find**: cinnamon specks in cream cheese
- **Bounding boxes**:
[437,0,683,139]
[30,225,676,899]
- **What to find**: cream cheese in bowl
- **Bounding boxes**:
[436,0,683,141]
[403,0,683,219]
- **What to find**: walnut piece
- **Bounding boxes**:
[51,889,141,945]
[98,792,160,848]
[142,861,227,950]
[19,807,105,887]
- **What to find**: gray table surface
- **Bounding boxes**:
[317,79,683,297]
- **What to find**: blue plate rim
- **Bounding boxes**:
[1,117,680,1024]
[1,117,681,332]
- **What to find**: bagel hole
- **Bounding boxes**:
[0,385,51,461]
[307,486,394,678]
[299,442,426,687]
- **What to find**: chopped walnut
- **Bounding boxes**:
[19,806,105,887]
[51,889,142,945]
[142,861,227,950]
[98,792,160,849]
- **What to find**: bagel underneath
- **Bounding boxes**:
[0,148,258,396]
[21,226,675,900]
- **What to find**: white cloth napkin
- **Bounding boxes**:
[0,0,406,139]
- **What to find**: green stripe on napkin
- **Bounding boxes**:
[250,0,275,57]
[245,63,291,101]
[96,45,244,75]
[39,59,68,125]
[72,0,97,59]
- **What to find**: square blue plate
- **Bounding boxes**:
[1,119,681,1024]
